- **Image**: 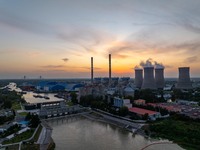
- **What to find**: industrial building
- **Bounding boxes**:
[129,107,161,120]
[113,97,132,108]
[123,86,135,97]
[36,81,84,92]
[39,101,83,118]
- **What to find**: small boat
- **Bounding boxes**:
[33,94,43,98]
[44,96,50,99]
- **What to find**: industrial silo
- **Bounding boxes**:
[134,68,143,88]
[176,67,192,89]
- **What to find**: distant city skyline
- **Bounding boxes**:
[0,0,200,79]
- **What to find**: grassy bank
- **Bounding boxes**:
[2,129,34,144]
[148,117,200,150]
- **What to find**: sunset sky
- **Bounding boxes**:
[0,0,200,79]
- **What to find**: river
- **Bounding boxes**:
[47,117,184,150]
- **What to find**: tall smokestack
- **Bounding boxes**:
[155,67,165,89]
[91,57,93,84]
[141,66,156,89]
[135,68,143,88]
[176,67,192,89]
[109,54,111,85]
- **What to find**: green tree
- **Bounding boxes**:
[70,92,78,104]
[143,113,149,120]
[139,89,156,103]
[25,112,32,121]
[119,106,128,117]
[30,114,40,128]
[3,100,12,109]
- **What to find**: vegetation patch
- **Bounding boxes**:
[21,143,40,150]
[0,124,20,138]
[18,112,28,116]
[148,115,200,150]
[66,101,74,106]
[33,125,43,142]
[4,144,19,150]
[12,101,21,110]
[2,129,34,145]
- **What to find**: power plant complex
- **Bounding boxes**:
[134,63,192,90]
[90,55,193,90]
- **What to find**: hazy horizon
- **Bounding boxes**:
[1,0,200,79]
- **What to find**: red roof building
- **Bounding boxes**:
[129,107,161,119]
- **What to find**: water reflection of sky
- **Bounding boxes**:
[47,118,184,150]
[7,82,63,104]
[23,92,63,104]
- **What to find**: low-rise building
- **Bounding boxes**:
[134,99,146,105]
[0,109,14,117]
[129,107,161,120]
[113,97,132,108]
[176,100,199,106]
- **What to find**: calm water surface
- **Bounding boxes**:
[22,92,63,103]
[47,117,184,150]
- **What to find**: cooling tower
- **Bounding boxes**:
[141,66,156,89]
[155,67,165,89]
[91,57,93,84]
[176,67,192,89]
[134,68,143,88]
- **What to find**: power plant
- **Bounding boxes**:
[90,56,194,91]
[141,66,156,89]
[134,68,143,88]
[176,67,192,89]
[155,66,165,89]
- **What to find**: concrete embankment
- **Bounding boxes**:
[81,111,146,136]
[37,120,54,150]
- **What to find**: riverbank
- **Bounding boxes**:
[81,111,146,136]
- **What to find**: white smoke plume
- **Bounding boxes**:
[154,61,165,69]
[140,58,154,67]
[134,65,142,70]
[139,58,164,68]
